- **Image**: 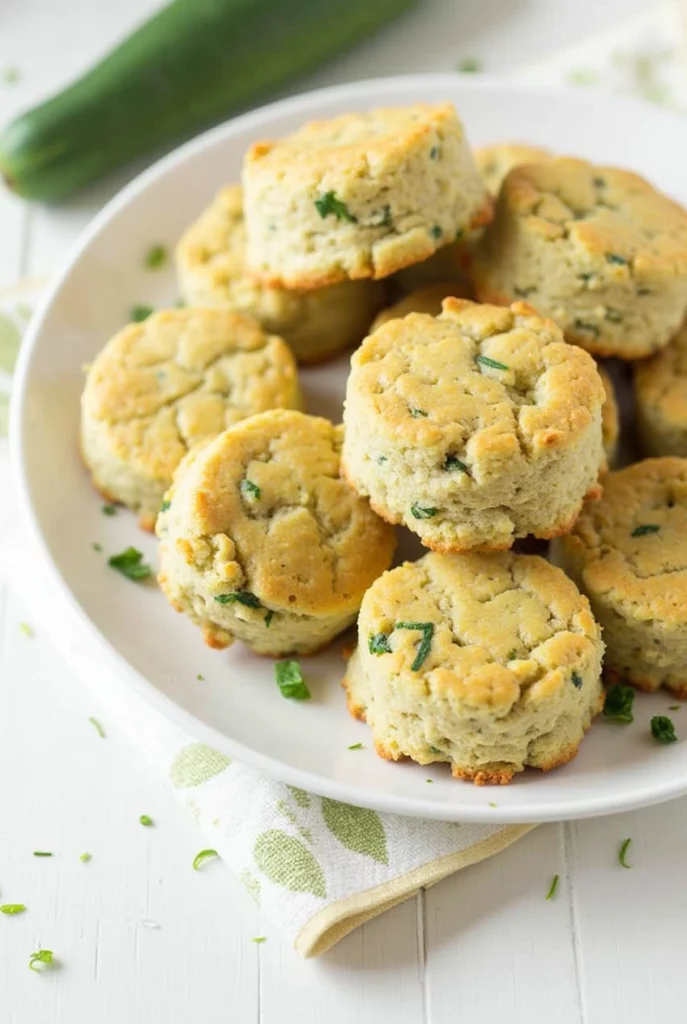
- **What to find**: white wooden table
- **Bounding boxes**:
[2,2,685,1021]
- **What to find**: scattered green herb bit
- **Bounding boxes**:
[275,659,311,700]
[430,146,439,160]
[475,354,508,371]
[571,672,583,689]
[593,176,606,188]
[637,287,652,296]
[430,224,443,239]
[314,191,357,223]
[29,949,54,972]
[92,542,102,552]
[605,252,628,266]
[1,66,20,85]
[88,716,106,738]
[506,649,518,661]
[411,503,438,520]
[196,673,205,681]
[545,874,559,901]
[264,610,274,628]
[651,715,677,744]
[240,479,261,501]
[444,454,469,473]
[578,272,594,283]
[457,57,482,73]
[139,814,154,827]
[395,621,434,671]
[605,309,623,323]
[374,205,392,228]
[410,407,428,418]
[19,622,33,638]
[368,632,392,655]
[488,802,497,808]
[573,318,600,336]
[33,852,52,857]
[348,743,363,750]
[603,683,635,723]
[131,304,154,322]
[252,936,267,944]
[145,245,167,269]
[79,853,92,863]
[214,591,261,609]
[376,454,387,464]
[108,547,151,581]
[428,745,443,755]
[426,779,434,784]
[102,504,117,516]
[193,848,218,871]
[618,837,632,869]
[668,705,681,711]
[0,904,26,915]
[160,500,171,513]
[631,524,660,537]
[454,228,463,242]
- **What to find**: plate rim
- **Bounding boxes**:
[11,71,687,823]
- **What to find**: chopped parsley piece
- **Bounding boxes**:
[457,57,482,73]
[1,66,21,85]
[275,660,311,700]
[196,673,205,681]
[571,672,583,689]
[88,717,106,738]
[603,683,635,723]
[455,228,463,241]
[578,272,594,283]
[430,224,443,239]
[348,743,363,750]
[214,591,261,608]
[193,848,218,871]
[605,309,623,323]
[475,354,508,371]
[368,632,392,655]
[430,146,439,160]
[264,610,274,628]
[444,454,469,473]
[631,524,660,537]
[160,500,171,512]
[314,191,357,223]
[376,454,388,464]
[92,542,102,552]
[426,779,434,784]
[139,814,154,827]
[593,176,606,188]
[240,479,261,501]
[668,705,681,711]
[145,245,167,269]
[618,837,632,869]
[252,936,267,944]
[29,949,55,972]
[606,252,629,266]
[545,875,559,901]
[395,622,434,671]
[33,852,52,857]
[0,904,26,914]
[131,304,154,322]
[410,407,428,418]
[108,547,152,581]
[506,650,518,661]
[428,745,442,755]
[19,622,33,638]
[573,318,600,336]
[411,503,438,519]
[488,802,497,808]
[651,715,677,744]
[102,504,117,516]
[79,853,92,863]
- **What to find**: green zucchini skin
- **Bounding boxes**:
[0,0,417,202]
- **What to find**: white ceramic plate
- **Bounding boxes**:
[12,74,687,823]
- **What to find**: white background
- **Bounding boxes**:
[2,1,685,1022]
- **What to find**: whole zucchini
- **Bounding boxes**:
[0,0,417,202]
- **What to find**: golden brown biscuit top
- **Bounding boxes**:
[634,322,687,426]
[177,184,247,283]
[503,158,687,276]
[359,551,600,711]
[163,410,395,616]
[474,142,551,196]
[246,103,462,177]
[370,281,470,332]
[349,298,604,465]
[560,457,687,621]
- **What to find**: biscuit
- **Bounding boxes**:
[473,158,687,359]
[598,364,620,466]
[553,457,687,695]
[343,550,604,784]
[242,103,491,289]
[176,185,383,364]
[370,281,470,332]
[81,308,301,529]
[342,298,605,552]
[474,142,552,196]
[634,321,687,456]
[157,409,396,656]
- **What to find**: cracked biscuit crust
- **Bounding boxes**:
[243,103,491,289]
[342,298,605,552]
[343,551,604,784]
[554,457,687,695]
[175,184,383,364]
[156,409,396,656]
[473,157,687,359]
[634,321,687,457]
[80,308,301,529]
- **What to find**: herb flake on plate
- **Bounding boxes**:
[108,547,152,581]
[619,837,632,869]
[602,683,635,723]
[193,848,218,871]
[651,715,677,744]
[275,660,311,701]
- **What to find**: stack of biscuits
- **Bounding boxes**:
[80,100,687,785]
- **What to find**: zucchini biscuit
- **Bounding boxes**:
[473,157,687,359]
[81,308,301,530]
[176,184,383,364]
[342,298,605,552]
[554,457,687,696]
[157,409,396,656]
[242,103,491,289]
[598,365,620,466]
[370,280,470,332]
[634,322,687,457]
[344,550,604,784]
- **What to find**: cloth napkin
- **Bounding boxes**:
[1,5,684,956]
